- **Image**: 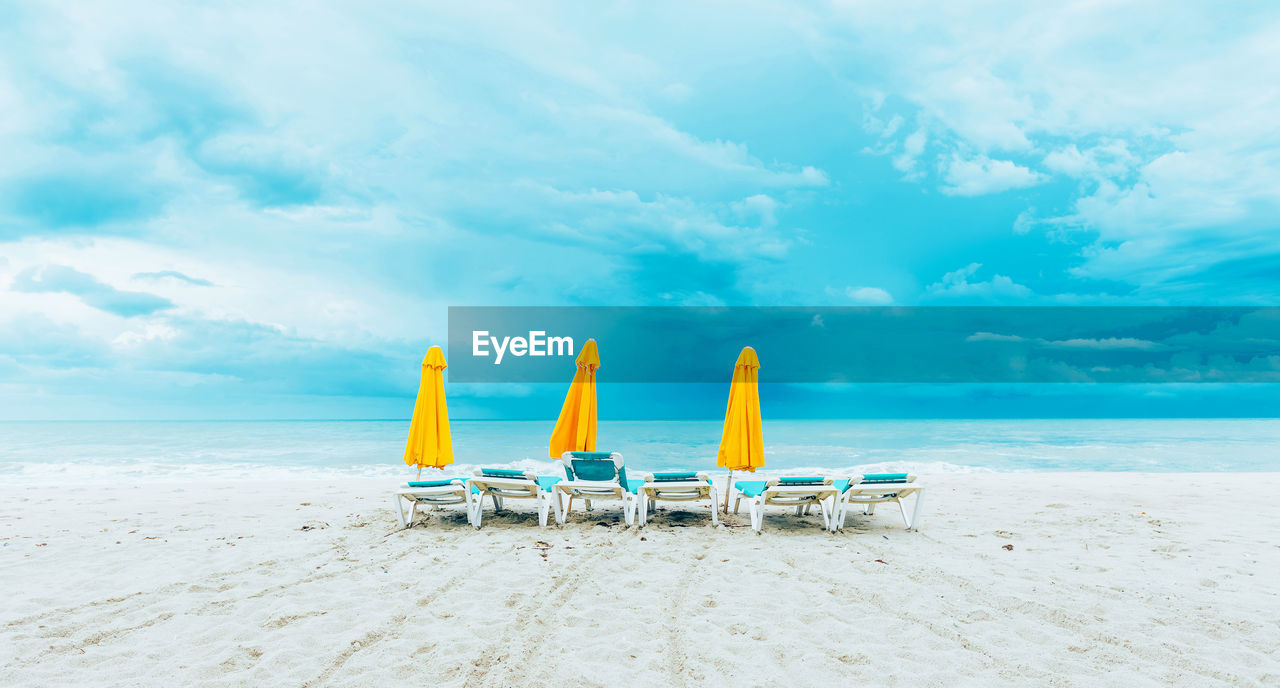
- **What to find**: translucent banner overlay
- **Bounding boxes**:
[447,307,1280,383]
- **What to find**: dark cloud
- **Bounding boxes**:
[12,265,173,317]
[0,314,109,368]
[6,174,167,231]
[133,270,214,287]
[115,316,414,398]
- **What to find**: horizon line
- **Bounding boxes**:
[5,416,1280,423]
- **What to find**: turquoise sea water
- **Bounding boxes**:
[1,419,1278,484]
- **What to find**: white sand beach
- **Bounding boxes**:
[3,473,1278,687]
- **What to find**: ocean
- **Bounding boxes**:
[1,419,1277,484]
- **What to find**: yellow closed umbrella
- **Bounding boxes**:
[549,339,600,458]
[404,346,454,477]
[717,347,763,512]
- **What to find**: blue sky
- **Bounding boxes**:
[3,2,1280,419]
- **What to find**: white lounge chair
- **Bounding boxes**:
[833,474,924,531]
[732,476,842,533]
[467,468,561,528]
[392,478,472,528]
[553,451,640,526]
[637,472,719,526]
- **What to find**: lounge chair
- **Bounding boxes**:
[553,451,640,526]
[392,478,471,528]
[833,474,924,531]
[732,476,842,533]
[467,468,561,528]
[636,472,719,526]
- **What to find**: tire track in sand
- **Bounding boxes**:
[460,535,615,688]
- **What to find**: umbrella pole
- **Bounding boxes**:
[722,471,732,513]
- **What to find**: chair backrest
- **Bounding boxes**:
[476,467,541,482]
[561,451,629,490]
[775,476,832,486]
[855,473,914,484]
[645,471,705,483]
[406,478,463,488]
[477,468,525,479]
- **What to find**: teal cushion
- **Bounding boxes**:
[779,476,824,485]
[833,479,851,493]
[569,451,614,459]
[481,468,526,478]
[622,475,642,494]
[651,471,699,482]
[536,476,561,492]
[571,459,619,482]
[734,480,769,498]
[860,473,909,484]
[407,479,462,488]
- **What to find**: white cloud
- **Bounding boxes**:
[1074,150,1278,240]
[1012,208,1036,235]
[731,194,779,229]
[0,235,439,347]
[112,323,179,348]
[824,2,1280,287]
[1042,337,1163,351]
[842,286,893,305]
[965,332,1026,343]
[526,185,794,262]
[940,154,1045,196]
[891,127,928,178]
[926,263,1032,301]
[965,332,1162,350]
[659,82,693,102]
[579,105,830,190]
[1043,141,1137,180]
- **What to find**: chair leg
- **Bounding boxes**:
[472,498,484,528]
[538,494,551,527]
[709,488,719,526]
[907,491,924,531]
[638,493,648,526]
[554,491,568,524]
[394,495,408,528]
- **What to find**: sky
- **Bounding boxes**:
[2,1,1280,419]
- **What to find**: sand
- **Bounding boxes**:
[2,473,1278,687]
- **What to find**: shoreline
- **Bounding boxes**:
[4,473,1279,686]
